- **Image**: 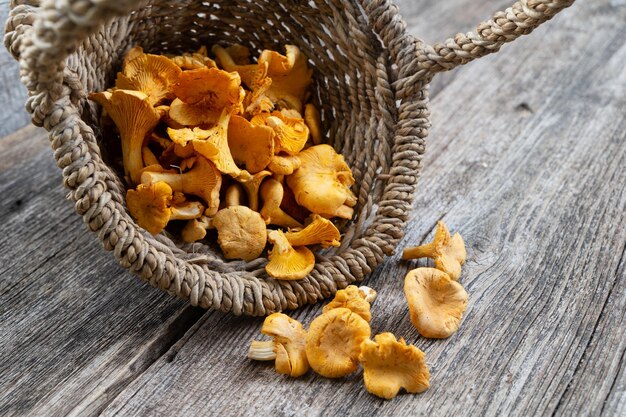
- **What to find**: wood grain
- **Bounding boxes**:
[0,0,30,138]
[0,0,624,416]
[99,1,626,416]
[0,127,205,416]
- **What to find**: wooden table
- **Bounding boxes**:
[1,1,624,416]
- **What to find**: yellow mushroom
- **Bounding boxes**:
[267,154,301,175]
[169,46,217,70]
[126,181,204,235]
[228,115,275,173]
[169,67,245,126]
[305,307,371,378]
[115,46,182,106]
[181,216,212,243]
[266,230,314,280]
[402,221,467,280]
[284,214,340,248]
[89,90,161,185]
[248,313,309,377]
[259,179,303,229]
[212,206,267,261]
[404,268,468,339]
[225,44,252,65]
[234,170,271,212]
[304,103,322,145]
[167,109,241,176]
[322,285,376,322]
[265,114,309,155]
[286,144,356,219]
[258,45,313,113]
[141,155,222,216]
[359,333,430,399]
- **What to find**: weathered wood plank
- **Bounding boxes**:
[0,0,30,138]
[99,1,626,416]
[0,127,205,416]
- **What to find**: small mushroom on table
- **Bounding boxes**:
[305,307,371,378]
[322,285,376,322]
[359,333,430,400]
[248,313,309,378]
[403,221,467,280]
[404,268,468,339]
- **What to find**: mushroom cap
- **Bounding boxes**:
[212,206,267,261]
[285,144,356,217]
[322,285,371,322]
[212,44,261,88]
[260,45,313,112]
[168,98,221,126]
[265,114,309,156]
[267,154,301,176]
[305,307,371,378]
[284,214,340,248]
[262,313,309,377]
[228,115,275,173]
[359,333,430,399]
[115,47,182,106]
[225,44,251,65]
[404,268,468,339]
[126,181,173,235]
[174,67,242,109]
[266,230,314,280]
[89,89,160,185]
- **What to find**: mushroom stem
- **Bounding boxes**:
[402,242,436,260]
[248,340,276,361]
[260,179,302,229]
[169,202,204,220]
[224,184,245,207]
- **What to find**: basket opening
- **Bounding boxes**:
[74,0,399,273]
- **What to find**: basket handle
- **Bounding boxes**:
[417,0,575,76]
[12,0,144,124]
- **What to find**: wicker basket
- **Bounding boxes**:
[4,0,573,315]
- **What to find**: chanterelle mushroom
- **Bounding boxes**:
[305,307,371,378]
[169,67,244,126]
[236,170,272,212]
[266,230,314,280]
[265,113,309,156]
[126,181,204,235]
[402,221,467,280]
[248,313,309,377]
[167,109,242,176]
[404,268,468,339]
[89,90,160,185]
[228,115,275,173]
[115,46,182,106]
[284,214,340,248]
[141,155,222,216]
[211,206,267,261]
[267,154,301,176]
[359,333,430,399]
[322,285,376,322]
[181,216,212,243]
[286,145,356,219]
[259,179,303,229]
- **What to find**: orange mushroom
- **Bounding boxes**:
[115,46,182,106]
[266,230,315,280]
[228,115,275,173]
[89,90,161,185]
[141,155,222,216]
[126,181,204,235]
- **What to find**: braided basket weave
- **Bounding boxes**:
[4,0,573,315]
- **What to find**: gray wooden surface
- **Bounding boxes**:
[1,1,625,416]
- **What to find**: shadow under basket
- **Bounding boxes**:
[4,0,574,315]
